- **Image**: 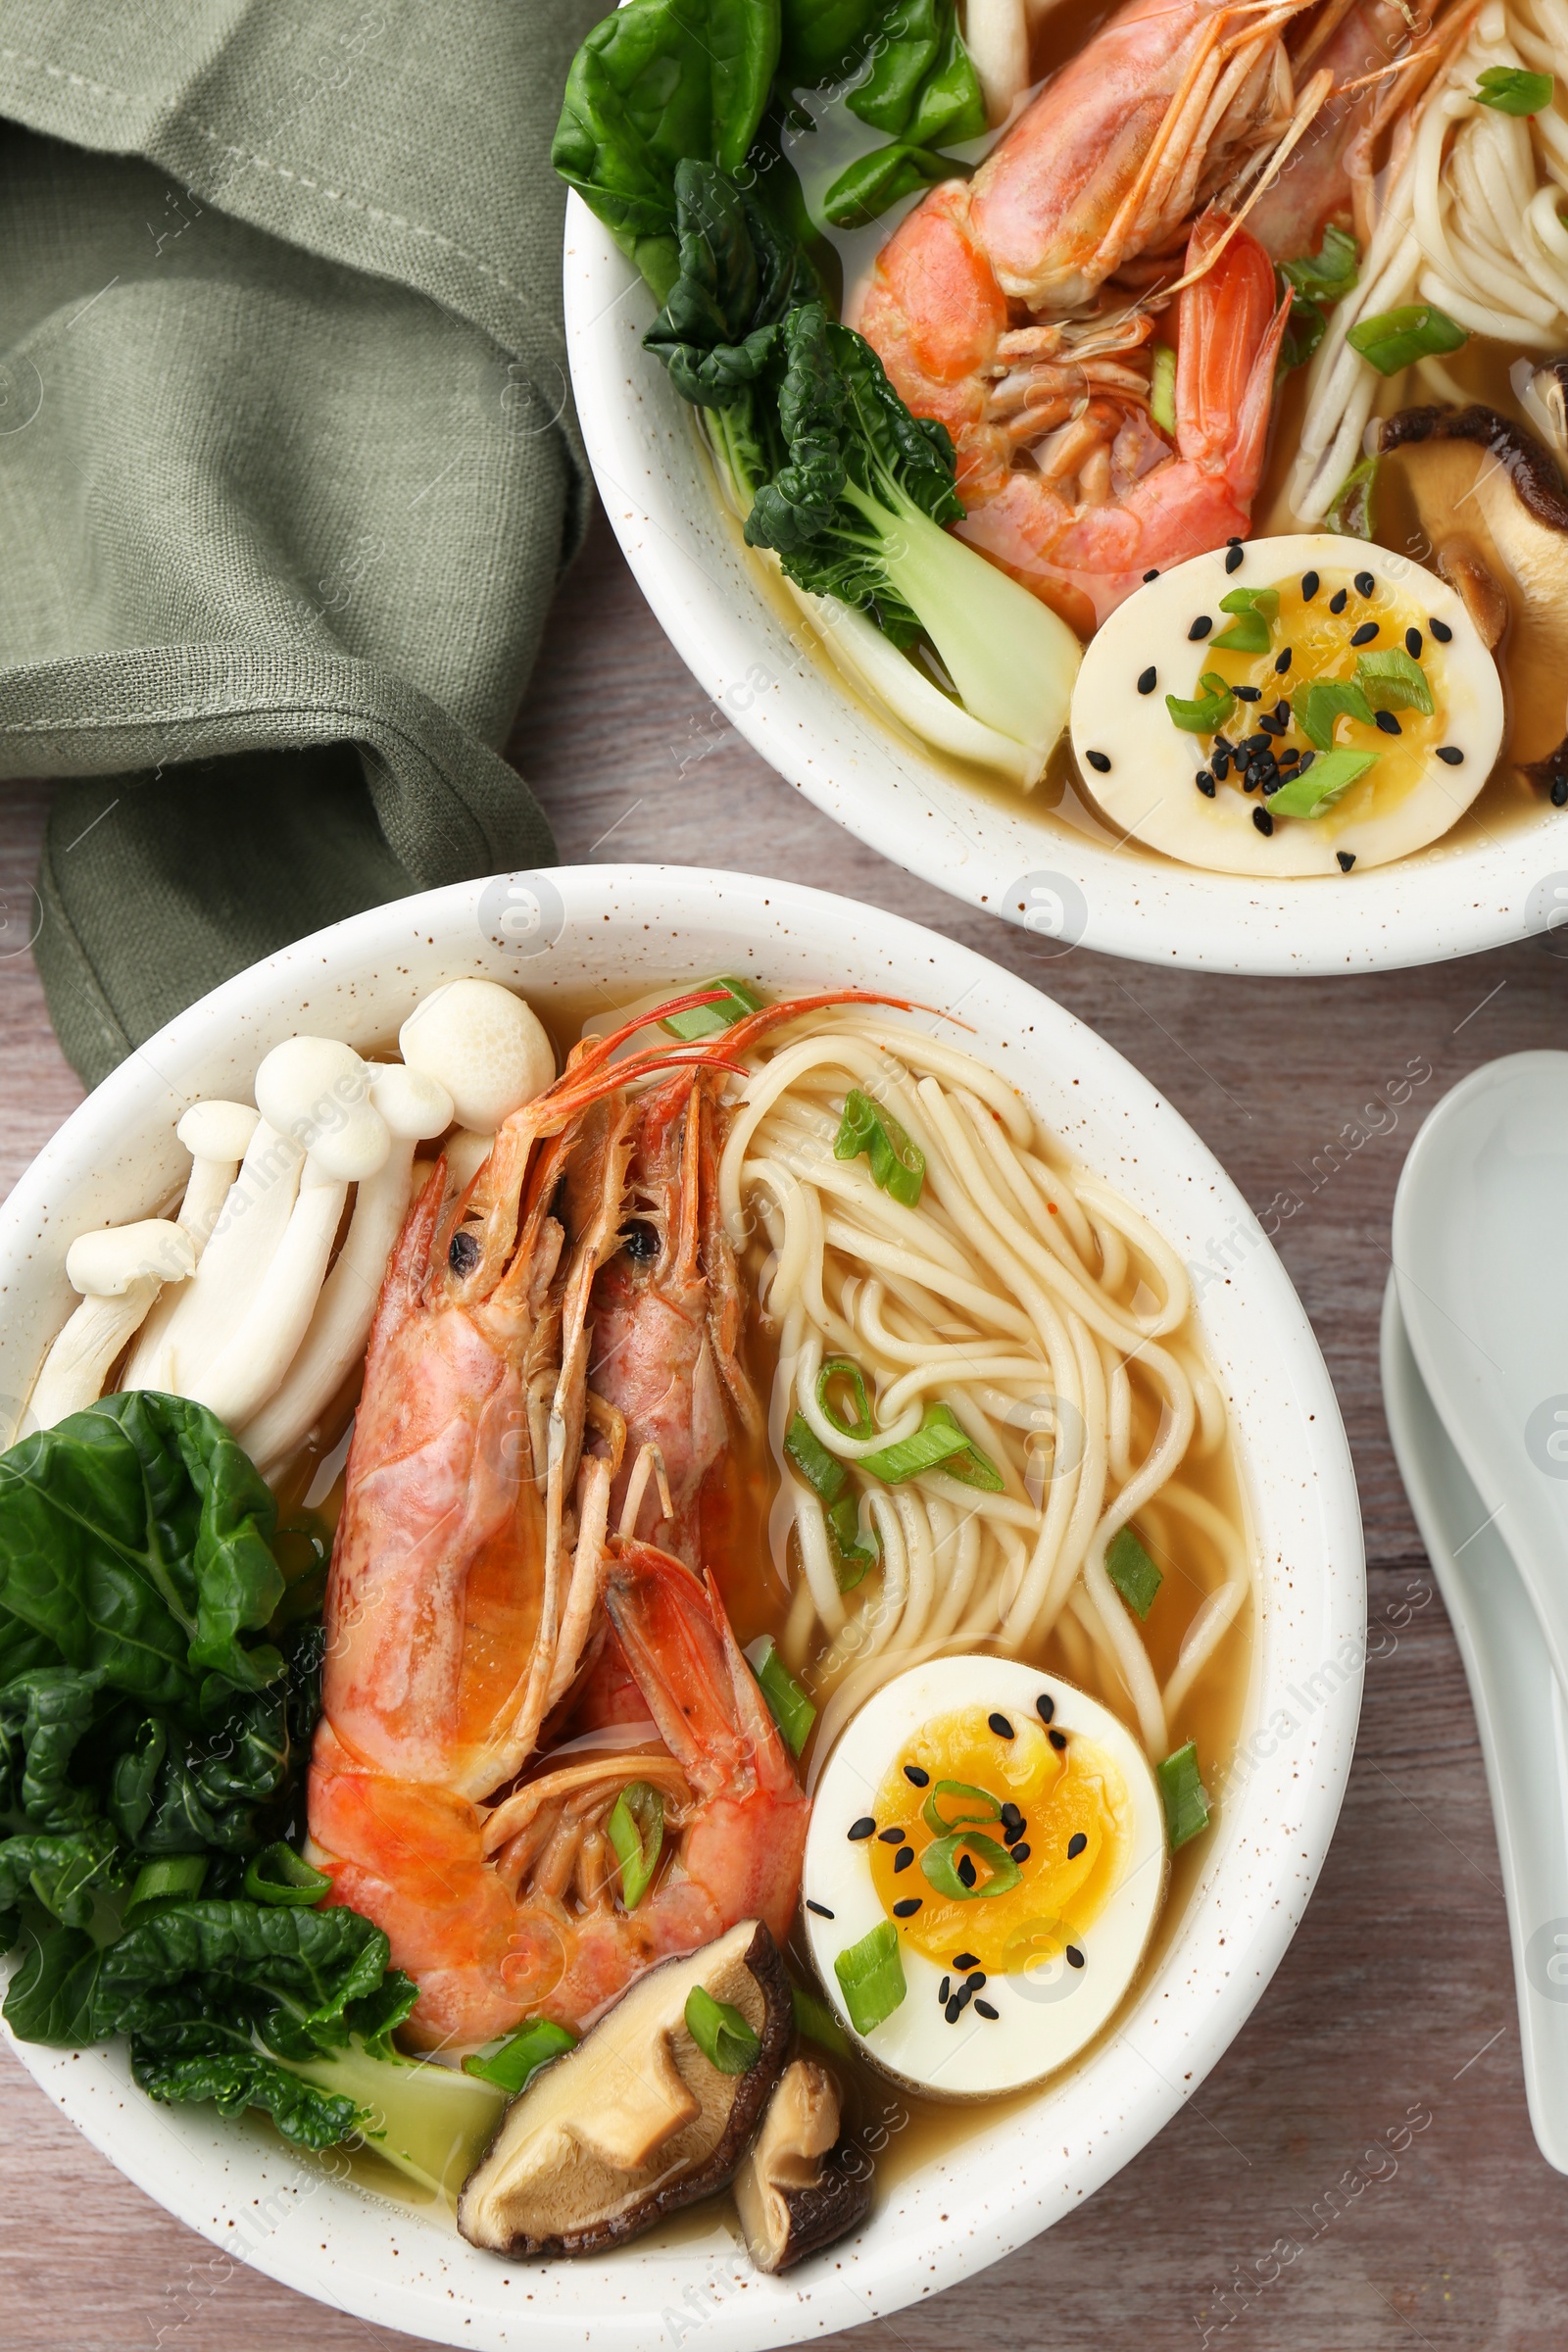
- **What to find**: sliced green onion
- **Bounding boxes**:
[792,1980,850,2055]
[126,1854,207,1918]
[1211,584,1279,654]
[1280,221,1359,306]
[241,1841,331,1908]
[1325,455,1379,539]
[1474,65,1554,115]
[1157,1739,1211,1852]
[1294,676,1374,751]
[1266,746,1378,818]
[660,975,764,1041]
[833,1920,906,2035]
[816,1356,875,1441]
[785,1412,846,1505]
[1346,303,1467,375]
[1104,1526,1162,1621]
[920,1830,1023,1900]
[1355,646,1434,715]
[921,1780,1003,1836]
[685,1984,761,2075]
[606,1780,664,1909]
[834,1087,925,1206]
[826,1490,878,1592]
[1151,343,1177,436]
[462,2017,576,2094]
[1166,671,1236,735]
[744,1635,817,1756]
[859,1400,1004,1492]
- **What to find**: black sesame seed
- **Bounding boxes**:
[1355,569,1375,598]
[1273,700,1291,722]
[1430,615,1452,641]
[1553,777,1568,808]
[1067,1832,1088,1859]
[1197,772,1217,798]
[1253,806,1274,836]
[1301,570,1320,601]
[1349,621,1378,646]
[1035,1693,1055,1726]
[1436,745,1464,764]
[988,1712,1014,1740]
[1274,647,1293,674]
[1374,709,1401,734]
[954,1952,979,1970]
[893,1896,921,1917]
[939,1975,951,2002]
[1144,567,1159,581]
[1405,626,1423,659]
[1337,850,1356,871]
[1000,1803,1023,1834]
[1242,772,1259,794]
[965,1970,987,1990]
[1227,534,1243,546]
[894,1845,914,1873]
[1189,615,1213,640]
[904,1764,930,1788]
[1225,543,1244,573]
[1048,1728,1067,1751]
[1137,665,1157,695]
[1234,683,1262,703]
[1261,776,1283,797]
[807,1899,834,1918]
[1298,748,1316,772]
[945,1995,962,2022]
[1085,749,1111,773]
[975,1999,1000,2020]
[879,1826,906,1844]
[1008,1842,1032,1864]
[1258,713,1285,737]
[956,1854,977,1888]
[849,1817,875,1839]
[955,1983,975,2012]
[1211,754,1231,781]
[1330,587,1348,614]
[1214,732,1235,754]
[1065,1945,1086,1970]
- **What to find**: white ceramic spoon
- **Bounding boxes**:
[1393,1051,1568,1696]
[1381,1275,1568,2172]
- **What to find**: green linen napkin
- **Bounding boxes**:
[0,0,600,1086]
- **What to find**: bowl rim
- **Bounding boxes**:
[0,864,1365,2350]
[564,193,1568,977]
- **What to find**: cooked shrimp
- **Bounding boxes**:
[851,0,1408,624]
[308,986,902,2047]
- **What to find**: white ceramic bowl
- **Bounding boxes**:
[0,866,1363,2349]
[564,197,1568,974]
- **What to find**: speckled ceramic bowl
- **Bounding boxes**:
[0,867,1363,2349]
[564,197,1568,974]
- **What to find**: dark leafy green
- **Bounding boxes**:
[841,0,984,146]
[644,160,808,409]
[553,0,782,300]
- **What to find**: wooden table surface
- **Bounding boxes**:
[6,508,1568,2352]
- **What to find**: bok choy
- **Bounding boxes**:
[556,11,1082,784]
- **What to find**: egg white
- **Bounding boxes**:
[803,1657,1168,2099]
[1068,533,1503,877]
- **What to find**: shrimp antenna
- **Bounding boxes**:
[1158,65,1334,300]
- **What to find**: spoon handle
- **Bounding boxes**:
[1382,1277,1568,2175]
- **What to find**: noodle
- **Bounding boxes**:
[719,1007,1255,1771]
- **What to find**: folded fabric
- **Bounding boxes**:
[0,0,601,1085]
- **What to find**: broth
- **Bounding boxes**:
[280,982,1255,2215]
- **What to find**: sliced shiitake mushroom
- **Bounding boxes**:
[732,2059,873,2275]
[1378,403,1568,788]
[457,1919,791,2258]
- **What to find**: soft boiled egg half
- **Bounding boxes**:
[803,1658,1167,2098]
[1068,533,1504,877]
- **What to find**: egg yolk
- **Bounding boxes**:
[866,1705,1129,1977]
[1202,570,1448,835]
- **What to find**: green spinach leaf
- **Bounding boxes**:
[553,0,782,301]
